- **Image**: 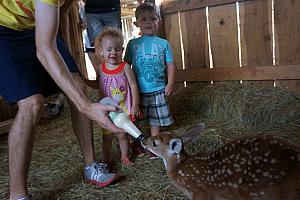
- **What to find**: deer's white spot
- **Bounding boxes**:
[280,170,287,176]
[262,171,269,177]
[179,170,184,176]
[250,192,258,197]
[264,150,271,157]
[227,169,233,175]
[259,191,265,195]
[238,178,243,184]
[233,163,240,168]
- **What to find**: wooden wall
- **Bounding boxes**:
[162,0,300,91]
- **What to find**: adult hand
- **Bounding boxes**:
[85,103,125,133]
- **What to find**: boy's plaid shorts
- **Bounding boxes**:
[140,89,174,126]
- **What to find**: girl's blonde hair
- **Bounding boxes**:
[95,27,124,52]
[94,27,124,63]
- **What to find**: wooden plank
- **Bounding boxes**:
[208,4,239,68]
[0,119,13,135]
[175,64,300,82]
[162,0,252,15]
[274,0,300,91]
[180,8,209,69]
[164,13,183,69]
[239,0,273,87]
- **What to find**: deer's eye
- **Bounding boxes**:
[152,140,156,147]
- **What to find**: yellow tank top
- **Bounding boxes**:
[0,0,59,30]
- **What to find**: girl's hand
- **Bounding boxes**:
[130,104,142,121]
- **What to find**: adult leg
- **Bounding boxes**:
[68,73,118,186]
[67,73,95,165]
[9,94,45,200]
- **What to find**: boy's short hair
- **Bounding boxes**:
[95,27,124,50]
[135,2,161,20]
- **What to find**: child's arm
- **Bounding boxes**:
[165,62,176,96]
[124,63,141,116]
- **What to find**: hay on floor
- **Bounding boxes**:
[0,82,300,199]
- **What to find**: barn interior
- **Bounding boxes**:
[1,0,300,199]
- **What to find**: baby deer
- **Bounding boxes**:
[142,123,300,200]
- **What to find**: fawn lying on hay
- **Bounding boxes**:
[142,123,300,200]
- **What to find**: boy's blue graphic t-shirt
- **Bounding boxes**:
[124,35,173,93]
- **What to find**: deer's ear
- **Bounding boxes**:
[169,139,182,154]
[181,123,205,144]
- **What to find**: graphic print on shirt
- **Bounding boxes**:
[110,85,128,113]
[133,42,165,84]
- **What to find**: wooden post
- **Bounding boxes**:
[68,2,88,78]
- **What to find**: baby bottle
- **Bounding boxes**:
[99,97,144,141]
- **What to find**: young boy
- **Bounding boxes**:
[124,3,176,159]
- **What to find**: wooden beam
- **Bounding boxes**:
[0,119,13,135]
[175,65,300,82]
[162,0,252,14]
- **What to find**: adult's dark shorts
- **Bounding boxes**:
[0,26,79,104]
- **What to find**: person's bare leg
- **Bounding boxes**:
[9,94,45,200]
[68,73,95,166]
[117,133,129,157]
[150,125,160,137]
[102,133,114,164]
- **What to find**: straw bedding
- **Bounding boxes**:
[0,82,299,199]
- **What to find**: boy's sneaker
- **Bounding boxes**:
[148,152,159,160]
[84,162,118,187]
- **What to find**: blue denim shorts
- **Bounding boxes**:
[86,10,121,46]
[140,89,174,127]
[0,26,79,104]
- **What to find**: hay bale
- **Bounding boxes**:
[170,82,300,129]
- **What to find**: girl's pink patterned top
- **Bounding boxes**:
[99,62,132,114]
